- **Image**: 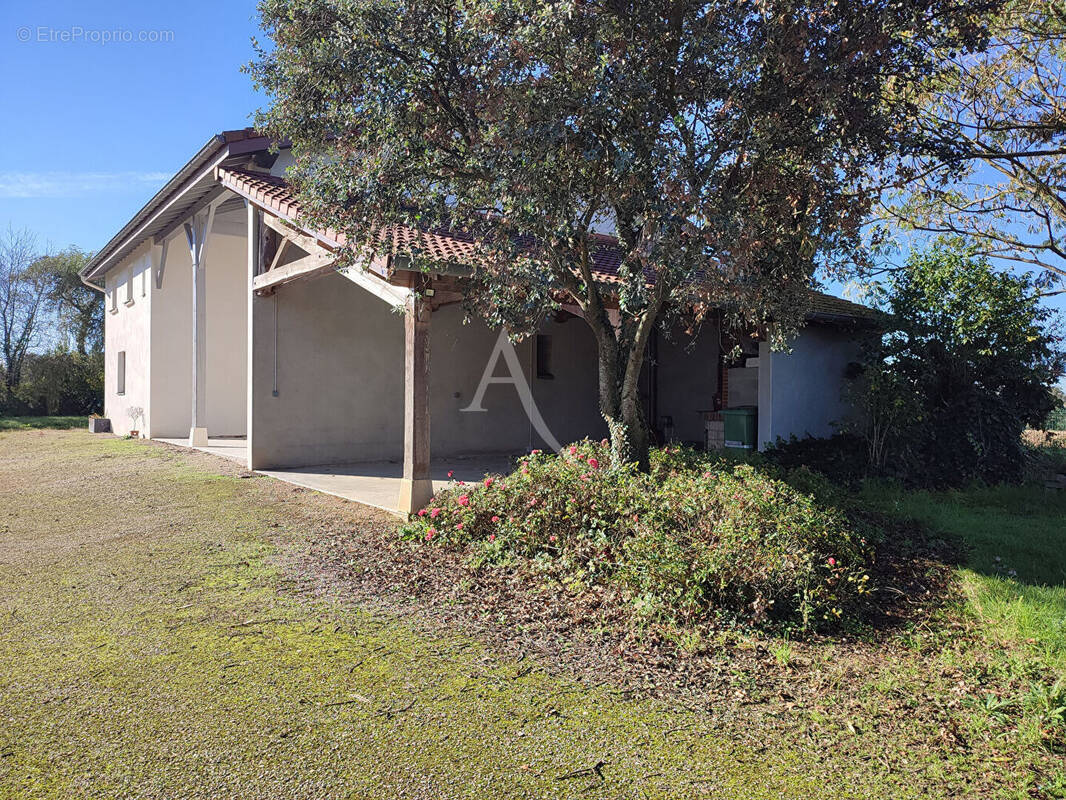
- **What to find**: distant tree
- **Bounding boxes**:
[249,0,991,468]
[0,227,46,392]
[852,242,1064,484]
[1047,385,1066,430]
[886,0,1066,294]
[32,247,102,355]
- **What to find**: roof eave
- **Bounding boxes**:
[80,129,272,283]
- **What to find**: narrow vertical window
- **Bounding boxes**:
[124,269,134,305]
[536,334,553,379]
[116,351,126,395]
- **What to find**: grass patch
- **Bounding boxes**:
[861,480,1066,674]
[0,415,85,431]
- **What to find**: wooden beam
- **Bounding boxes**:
[261,212,332,258]
[335,263,414,308]
[267,237,290,274]
[397,293,432,514]
[253,249,337,293]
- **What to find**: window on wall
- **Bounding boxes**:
[116,351,126,395]
[536,334,554,379]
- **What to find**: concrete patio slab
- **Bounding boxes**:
[260,454,517,515]
[154,436,517,515]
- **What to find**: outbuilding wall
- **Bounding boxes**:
[757,324,859,449]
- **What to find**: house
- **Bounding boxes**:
[79,129,876,514]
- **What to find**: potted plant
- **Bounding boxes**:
[127,406,144,438]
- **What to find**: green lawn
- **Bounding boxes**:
[1,430,1063,798]
[0,416,85,431]
[862,481,1066,674]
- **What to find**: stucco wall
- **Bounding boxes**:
[204,224,248,435]
[147,235,192,437]
[757,324,859,449]
[430,306,605,455]
[144,212,248,438]
[248,271,406,468]
[249,276,608,469]
[103,244,152,437]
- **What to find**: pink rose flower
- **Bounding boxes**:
[491,515,500,523]
[426,528,435,540]
[456,523,464,531]
[447,470,454,478]
[430,507,441,519]
[484,478,494,488]
[458,495,470,507]
[417,509,427,517]
[587,457,599,469]
[549,534,557,543]
[488,533,496,543]
[828,557,837,567]
[569,446,578,456]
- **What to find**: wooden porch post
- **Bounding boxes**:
[397,294,432,514]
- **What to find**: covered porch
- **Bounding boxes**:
[156,435,512,515]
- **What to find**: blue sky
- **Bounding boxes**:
[0,0,263,250]
[1,1,1063,390]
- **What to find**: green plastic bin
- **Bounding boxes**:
[721,407,758,450]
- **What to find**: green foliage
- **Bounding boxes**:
[31,247,102,355]
[763,434,870,489]
[889,0,1066,289]
[1,350,103,416]
[847,243,1064,486]
[400,441,873,630]
[1047,388,1066,430]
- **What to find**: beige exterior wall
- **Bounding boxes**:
[103,244,152,437]
[103,204,249,439]
[248,272,608,469]
[757,324,860,449]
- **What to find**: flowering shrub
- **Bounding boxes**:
[400,440,873,629]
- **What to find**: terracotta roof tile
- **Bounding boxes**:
[218,167,878,322]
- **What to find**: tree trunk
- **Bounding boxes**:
[591,318,653,471]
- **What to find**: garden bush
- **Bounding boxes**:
[762,433,869,489]
[400,440,874,630]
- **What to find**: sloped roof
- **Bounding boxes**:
[218,166,879,324]
[81,130,272,281]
